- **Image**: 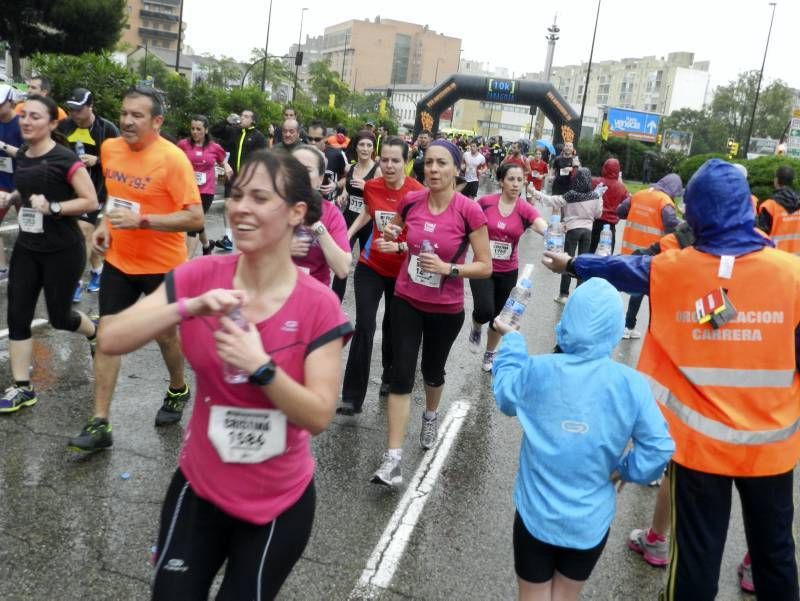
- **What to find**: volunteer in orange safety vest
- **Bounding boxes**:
[544,158,800,601]
[758,165,800,256]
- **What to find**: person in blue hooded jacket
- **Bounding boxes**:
[543,159,800,601]
[493,277,674,601]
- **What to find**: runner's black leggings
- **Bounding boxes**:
[388,297,465,394]
[331,208,372,301]
[7,241,84,340]
[152,469,315,601]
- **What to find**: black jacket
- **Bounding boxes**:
[231,127,268,173]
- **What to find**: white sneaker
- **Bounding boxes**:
[623,328,642,340]
[420,413,438,450]
[468,326,482,354]
[482,351,497,372]
[371,452,402,486]
[554,295,568,305]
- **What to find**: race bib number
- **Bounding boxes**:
[559,167,571,176]
[348,195,364,214]
[18,207,43,234]
[194,171,207,186]
[208,406,287,464]
[408,255,442,288]
[375,210,396,232]
[106,196,141,215]
[490,240,513,260]
[0,156,12,174]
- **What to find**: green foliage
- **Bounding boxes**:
[246,49,294,90]
[661,108,728,156]
[577,136,681,183]
[308,60,351,106]
[741,156,800,201]
[674,153,728,184]
[1,0,126,79]
[29,52,135,121]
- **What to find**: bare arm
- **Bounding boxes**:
[529,216,548,236]
[346,210,373,240]
[314,223,352,279]
[108,203,204,232]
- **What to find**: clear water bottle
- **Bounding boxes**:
[596,224,613,256]
[545,215,565,253]
[222,307,249,384]
[497,264,534,328]
[294,225,315,245]
[420,239,436,272]
[74,141,85,157]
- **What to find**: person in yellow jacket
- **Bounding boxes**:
[757,165,800,255]
[543,158,800,601]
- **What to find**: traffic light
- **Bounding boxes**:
[726,138,739,159]
[656,133,662,146]
[294,51,304,66]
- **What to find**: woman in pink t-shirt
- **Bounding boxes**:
[469,163,547,371]
[373,139,492,487]
[290,145,351,288]
[177,114,232,256]
[96,150,352,600]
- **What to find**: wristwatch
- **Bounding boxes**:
[449,263,460,277]
[249,360,277,386]
[49,201,62,217]
[312,221,326,237]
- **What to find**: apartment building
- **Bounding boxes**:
[121,0,185,59]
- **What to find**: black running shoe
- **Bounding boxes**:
[68,417,113,452]
[155,385,191,426]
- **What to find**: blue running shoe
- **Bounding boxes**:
[73,281,83,303]
[87,271,101,292]
[0,385,37,413]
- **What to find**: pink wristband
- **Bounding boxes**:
[177,298,192,321]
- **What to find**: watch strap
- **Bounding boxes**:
[248,360,276,386]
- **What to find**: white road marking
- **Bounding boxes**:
[0,318,49,339]
[349,400,472,599]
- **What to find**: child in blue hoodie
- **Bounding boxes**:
[493,277,674,601]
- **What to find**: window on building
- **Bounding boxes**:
[391,34,411,84]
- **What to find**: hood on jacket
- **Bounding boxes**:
[555,278,624,359]
[601,158,620,180]
[772,186,800,213]
[571,167,593,193]
[685,159,771,256]
[651,173,683,200]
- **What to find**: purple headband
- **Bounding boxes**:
[428,139,462,167]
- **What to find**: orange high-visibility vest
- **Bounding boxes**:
[638,247,800,476]
[658,233,680,252]
[621,189,674,255]
[760,199,800,256]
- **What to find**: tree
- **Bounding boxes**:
[198,55,245,89]
[246,48,293,91]
[308,59,351,106]
[752,80,793,139]
[1,0,126,80]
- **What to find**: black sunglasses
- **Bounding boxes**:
[308,136,324,142]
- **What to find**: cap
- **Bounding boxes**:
[365,121,375,127]
[65,88,93,109]
[0,84,13,105]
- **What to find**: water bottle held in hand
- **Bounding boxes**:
[294,225,315,245]
[420,239,436,273]
[74,141,85,158]
[596,224,613,257]
[222,307,249,384]
[593,183,608,198]
[545,215,565,253]
[497,264,534,328]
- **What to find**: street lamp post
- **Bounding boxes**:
[261,0,274,92]
[744,2,777,158]
[175,0,185,73]
[434,58,444,85]
[292,7,308,102]
[578,0,602,139]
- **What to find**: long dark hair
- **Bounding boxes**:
[190,114,212,147]
[23,94,69,147]
[233,150,322,225]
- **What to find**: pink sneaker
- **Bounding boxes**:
[738,554,755,593]
[627,528,668,567]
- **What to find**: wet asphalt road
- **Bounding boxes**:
[0,186,794,600]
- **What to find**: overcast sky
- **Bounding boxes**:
[182,0,800,93]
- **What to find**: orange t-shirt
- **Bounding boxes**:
[102,136,201,275]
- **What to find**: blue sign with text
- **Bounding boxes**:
[607,108,660,139]
[486,79,517,102]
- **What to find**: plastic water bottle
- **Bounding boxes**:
[596,224,613,256]
[420,239,436,272]
[222,308,249,384]
[545,215,565,253]
[497,264,534,328]
[294,225,315,245]
[74,141,85,157]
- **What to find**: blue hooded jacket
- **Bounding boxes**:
[493,278,674,549]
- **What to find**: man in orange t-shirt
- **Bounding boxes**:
[68,87,203,453]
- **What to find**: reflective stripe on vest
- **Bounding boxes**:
[648,377,800,445]
[679,366,795,388]
[621,240,646,252]
[626,221,664,237]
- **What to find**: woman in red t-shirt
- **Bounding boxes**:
[337,137,424,416]
[528,148,549,194]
